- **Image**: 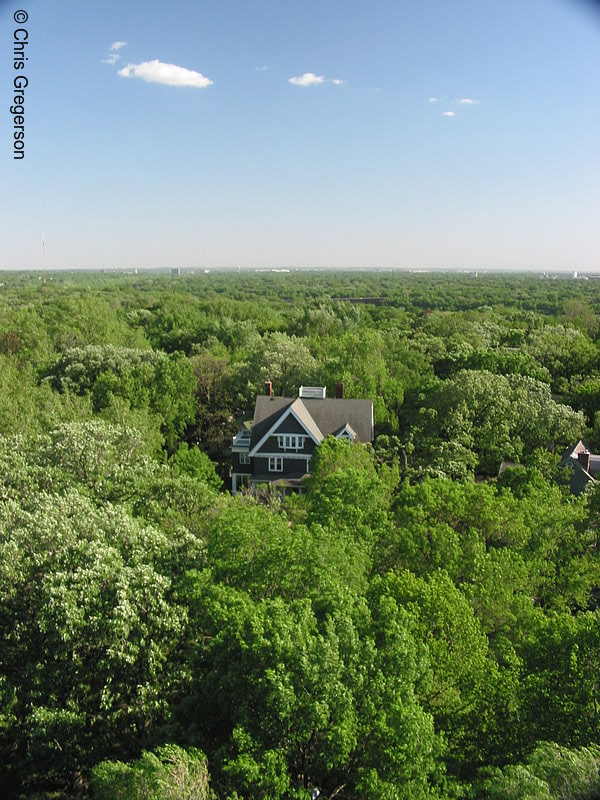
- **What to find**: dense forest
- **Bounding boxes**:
[1,269,600,799]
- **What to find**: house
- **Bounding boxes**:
[231,381,374,495]
[560,440,600,494]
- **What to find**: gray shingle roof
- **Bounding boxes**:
[289,398,324,443]
[250,394,373,449]
[298,398,373,443]
[333,422,358,439]
[251,396,294,449]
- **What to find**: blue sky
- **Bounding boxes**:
[1,0,599,270]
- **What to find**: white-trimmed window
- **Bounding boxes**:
[276,434,305,451]
[268,456,284,472]
[239,452,250,465]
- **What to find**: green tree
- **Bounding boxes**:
[371,570,496,775]
[183,580,440,800]
[92,745,210,800]
[232,332,319,407]
[189,347,237,462]
[519,612,600,748]
[0,356,93,437]
[524,325,598,392]
[478,742,600,800]
[408,370,583,477]
[0,491,190,794]
[319,328,396,427]
[169,443,222,491]
[306,436,396,552]
[45,345,198,451]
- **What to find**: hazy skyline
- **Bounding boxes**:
[1,0,599,271]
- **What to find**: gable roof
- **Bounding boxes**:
[562,458,594,495]
[289,398,324,443]
[249,397,323,455]
[334,422,358,440]
[250,396,294,449]
[249,394,373,455]
[560,440,600,494]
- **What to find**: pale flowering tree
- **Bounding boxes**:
[0,485,195,793]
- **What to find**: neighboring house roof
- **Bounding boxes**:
[589,455,600,475]
[560,440,600,494]
[250,394,374,454]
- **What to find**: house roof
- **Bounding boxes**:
[563,458,594,495]
[251,396,295,449]
[290,397,324,443]
[589,455,600,477]
[250,394,373,451]
[333,422,358,439]
[560,440,599,494]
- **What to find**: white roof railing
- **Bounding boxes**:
[298,386,326,399]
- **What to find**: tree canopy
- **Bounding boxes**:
[1,269,599,799]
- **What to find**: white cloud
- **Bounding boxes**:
[331,78,345,85]
[428,96,438,103]
[118,59,213,88]
[458,97,479,105]
[289,72,325,87]
[443,111,455,117]
[255,65,269,72]
[103,41,127,66]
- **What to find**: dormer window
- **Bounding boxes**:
[277,434,305,451]
[335,423,357,442]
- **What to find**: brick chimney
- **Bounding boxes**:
[265,379,272,397]
[335,381,344,399]
[578,450,591,472]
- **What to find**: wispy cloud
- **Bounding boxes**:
[458,97,479,105]
[289,72,325,87]
[428,96,438,103]
[118,59,213,88]
[443,111,455,117]
[103,41,127,65]
[289,72,345,87]
[255,65,269,72]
